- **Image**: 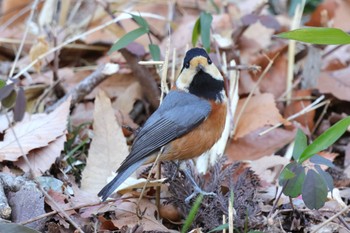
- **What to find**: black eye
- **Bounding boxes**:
[184,62,190,68]
[208,58,212,64]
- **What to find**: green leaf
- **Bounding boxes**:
[0,83,14,101]
[302,169,328,209]
[108,27,148,54]
[208,223,228,232]
[130,13,149,30]
[293,129,308,161]
[315,165,334,192]
[276,27,350,45]
[13,87,26,122]
[279,166,296,181]
[310,154,335,168]
[200,12,213,52]
[2,89,17,108]
[149,44,161,61]
[280,162,305,198]
[192,18,200,47]
[299,116,350,163]
[0,223,41,233]
[181,194,203,233]
[0,79,6,88]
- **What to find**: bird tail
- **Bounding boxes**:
[98,158,146,201]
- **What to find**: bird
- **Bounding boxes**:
[98,47,229,201]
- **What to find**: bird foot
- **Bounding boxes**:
[185,186,217,204]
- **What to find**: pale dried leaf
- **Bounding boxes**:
[0,97,71,162]
[113,82,142,115]
[29,36,49,72]
[14,135,66,177]
[318,68,350,101]
[81,91,129,194]
[226,127,296,161]
[112,197,178,232]
[234,93,286,139]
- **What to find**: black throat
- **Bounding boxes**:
[189,70,224,101]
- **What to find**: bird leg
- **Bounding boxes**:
[180,161,217,203]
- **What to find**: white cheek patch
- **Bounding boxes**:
[176,69,196,91]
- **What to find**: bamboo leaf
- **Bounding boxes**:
[277,27,350,45]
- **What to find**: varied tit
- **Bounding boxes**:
[98,47,229,201]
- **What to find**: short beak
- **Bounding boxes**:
[196,63,205,72]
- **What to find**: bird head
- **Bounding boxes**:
[176,48,225,102]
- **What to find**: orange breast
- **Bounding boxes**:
[158,101,227,161]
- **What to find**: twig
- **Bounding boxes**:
[4,113,84,232]
[227,64,261,72]
[45,64,110,113]
[136,147,164,218]
[311,205,350,233]
[120,48,160,109]
[8,0,39,79]
[7,13,128,84]
[138,61,164,65]
[259,97,328,136]
[0,4,32,31]
[286,0,305,105]
[231,53,278,136]
[19,200,107,225]
[338,216,350,231]
[311,100,330,135]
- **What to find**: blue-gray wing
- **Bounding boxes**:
[98,90,211,200]
[119,90,211,169]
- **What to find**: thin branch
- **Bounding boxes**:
[231,53,278,136]
[45,64,110,113]
[311,205,350,233]
[8,0,40,79]
[259,97,328,136]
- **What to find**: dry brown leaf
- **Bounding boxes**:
[318,67,350,101]
[111,197,178,232]
[226,127,296,161]
[284,89,315,130]
[0,97,71,162]
[29,36,49,72]
[14,135,66,177]
[305,0,337,27]
[234,93,286,139]
[81,91,129,195]
[249,155,290,184]
[333,0,350,31]
[113,82,142,115]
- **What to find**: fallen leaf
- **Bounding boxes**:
[318,67,350,101]
[14,135,66,176]
[111,197,178,232]
[284,89,315,130]
[0,97,71,162]
[29,36,49,72]
[249,155,290,183]
[305,0,337,27]
[234,93,286,139]
[113,82,142,115]
[226,127,296,161]
[81,91,129,194]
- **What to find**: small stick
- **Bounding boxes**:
[232,53,278,136]
[8,0,39,79]
[138,61,164,65]
[136,147,164,218]
[259,96,327,136]
[311,205,350,233]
